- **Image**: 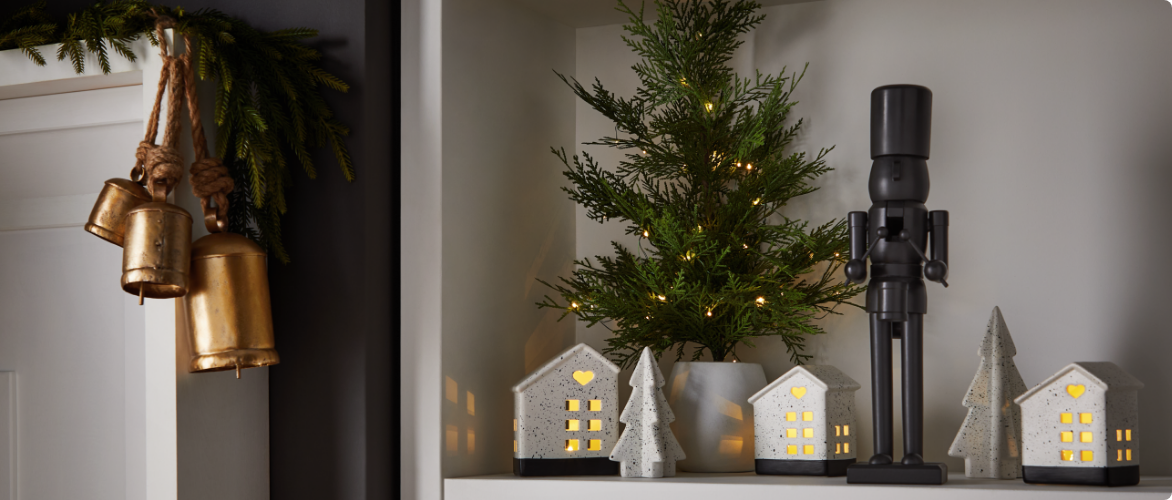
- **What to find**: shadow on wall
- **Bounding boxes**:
[1115,129,1172,475]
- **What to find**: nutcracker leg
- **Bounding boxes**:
[901,313,924,465]
[869,314,894,465]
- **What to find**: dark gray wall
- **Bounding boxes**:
[28,0,394,497]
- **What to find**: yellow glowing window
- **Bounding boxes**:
[787,445,798,455]
[588,420,601,431]
[588,439,602,451]
[836,442,841,454]
[589,400,602,411]
[514,440,518,452]
[844,425,850,436]
[1061,450,1074,461]
[786,412,797,422]
[786,428,797,438]
[1080,413,1093,424]
[835,425,841,437]
[1060,413,1073,424]
[1080,431,1093,443]
[1118,449,1123,461]
[844,442,850,454]
[566,420,580,431]
[513,419,517,431]
[1081,450,1093,462]
[1126,429,1132,441]
[1127,449,1132,461]
[803,428,815,438]
[1060,431,1073,443]
[803,445,814,455]
[566,439,580,451]
[566,400,580,411]
[802,411,814,422]
[1117,429,1123,441]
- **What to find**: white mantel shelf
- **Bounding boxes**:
[445,473,1172,500]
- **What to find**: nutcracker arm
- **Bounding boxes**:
[924,210,949,286]
[845,211,869,284]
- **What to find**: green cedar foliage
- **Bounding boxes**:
[0,1,353,262]
[538,0,862,369]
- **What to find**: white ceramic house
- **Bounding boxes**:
[1014,362,1142,486]
[748,365,860,476]
[513,343,621,476]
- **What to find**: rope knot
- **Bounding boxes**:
[190,157,234,198]
[146,144,184,194]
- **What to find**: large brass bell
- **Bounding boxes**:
[85,178,151,246]
[184,227,279,378]
[121,182,192,302]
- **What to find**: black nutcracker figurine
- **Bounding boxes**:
[844,85,950,485]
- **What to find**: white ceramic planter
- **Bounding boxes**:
[666,361,767,472]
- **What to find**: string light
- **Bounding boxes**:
[752,198,761,206]
[746,163,753,170]
[571,302,579,309]
[643,230,650,238]
[834,252,840,258]
[657,295,666,301]
[705,102,713,112]
[706,310,713,317]
[743,244,748,249]
[756,296,766,306]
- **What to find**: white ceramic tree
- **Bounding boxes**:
[948,306,1029,479]
[610,347,686,477]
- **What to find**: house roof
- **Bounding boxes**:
[748,365,861,404]
[1014,362,1144,405]
[511,343,620,393]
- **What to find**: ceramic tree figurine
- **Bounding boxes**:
[748,365,861,476]
[948,306,1028,479]
[513,343,621,476]
[610,347,686,477]
[1015,362,1142,486]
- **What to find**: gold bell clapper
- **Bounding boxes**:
[120,24,193,304]
[84,177,151,246]
[180,35,278,379]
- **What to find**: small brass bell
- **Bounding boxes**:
[184,232,279,378]
[121,193,192,301]
[85,178,151,246]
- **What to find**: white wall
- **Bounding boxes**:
[439,0,577,482]
[574,0,1172,474]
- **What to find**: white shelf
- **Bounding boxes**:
[446,473,1172,500]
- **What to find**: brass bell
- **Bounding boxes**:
[121,199,192,301]
[184,232,279,378]
[84,178,151,246]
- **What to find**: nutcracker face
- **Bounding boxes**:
[868,156,930,204]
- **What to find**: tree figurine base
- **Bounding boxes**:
[846,462,948,485]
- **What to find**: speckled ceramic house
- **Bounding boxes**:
[513,343,620,476]
[1014,362,1142,486]
[747,365,860,476]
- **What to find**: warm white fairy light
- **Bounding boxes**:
[706,310,713,317]
[834,252,840,258]
[752,198,761,206]
[643,230,650,238]
[705,102,713,112]
[657,295,666,301]
[571,302,579,309]
[746,163,753,170]
[756,296,766,306]
[743,244,748,249]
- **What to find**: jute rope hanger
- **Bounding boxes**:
[181,32,234,234]
[134,16,185,202]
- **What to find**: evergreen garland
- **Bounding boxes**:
[0,0,353,262]
[538,0,863,368]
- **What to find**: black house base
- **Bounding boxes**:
[513,457,619,477]
[756,458,855,476]
[1022,465,1140,486]
[846,462,948,485]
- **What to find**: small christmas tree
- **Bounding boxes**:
[609,347,685,477]
[948,306,1028,479]
[537,0,862,368]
